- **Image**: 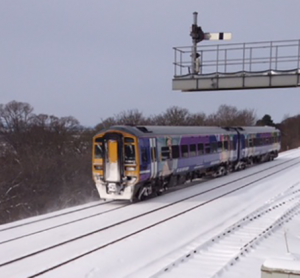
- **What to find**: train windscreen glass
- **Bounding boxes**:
[95,144,104,158]
[124,145,135,164]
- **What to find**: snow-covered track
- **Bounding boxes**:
[0,201,130,245]
[0,200,114,232]
[152,184,300,277]
[1,150,297,237]
[1,155,300,278]
[2,152,298,247]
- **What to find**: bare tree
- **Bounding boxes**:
[187,112,206,126]
[152,106,190,126]
[115,109,147,125]
[0,101,34,133]
[205,105,256,126]
[0,101,98,224]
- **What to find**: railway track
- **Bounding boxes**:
[0,201,130,244]
[1,152,300,278]
[1,150,299,245]
[0,200,114,232]
[151,183,300,277]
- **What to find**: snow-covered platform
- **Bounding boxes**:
[172,39,300,92]
[261,256,300,277]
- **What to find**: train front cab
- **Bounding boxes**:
[92,131,140,200]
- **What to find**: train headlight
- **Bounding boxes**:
[94,165,103,170]
[94,174,101,181]
[127,177,137,184]
[125,166,136,171]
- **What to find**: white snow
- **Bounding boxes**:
[0,149,300,278]
[262,257,300,273]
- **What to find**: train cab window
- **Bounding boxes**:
[198,143,204,155]
[205,143,211,154]
[95,144,103,158]
[124,137,134,143]
[172,145,180,159]
[224,141,228,150]
[189,144,196,156]
[161,146,170,160]
[124,145,135,164]
[181,145,189,158]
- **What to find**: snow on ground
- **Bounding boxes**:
[37,151,300,278]
[220,213,300,278]
[0,149,300,278]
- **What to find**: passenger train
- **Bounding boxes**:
[92,125,281,201]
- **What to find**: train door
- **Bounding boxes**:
[149,138,158,179]
[139,138,151,179]
[103,133,123,183]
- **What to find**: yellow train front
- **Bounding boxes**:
[92,127,140,201]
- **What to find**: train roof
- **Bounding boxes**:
[232,126,279,134]
[96,125,233,137]
[95,125,279,137]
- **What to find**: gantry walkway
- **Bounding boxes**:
[172,39,300,92]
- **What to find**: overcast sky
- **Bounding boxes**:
[0,1,299,127]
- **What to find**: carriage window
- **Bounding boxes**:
[95,144,103,158]
[224,141,228,150]
[172,145,180,159]
[205,143,211,154]
[249,139,253,148]
[254,138,261,146]
[258,138,262,146]
[230,141,236,150]
[211,142,218,153]
[181,145,188,158]
[217,142,222,152]
[161,146,170,160]
[198,143,204,155]
[141,147,148,163]
[190,144,196,156]
[254,138,257,146]
[124,145,135,163]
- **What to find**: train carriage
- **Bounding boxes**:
[238,126,280,165]
[92,125,280,202]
